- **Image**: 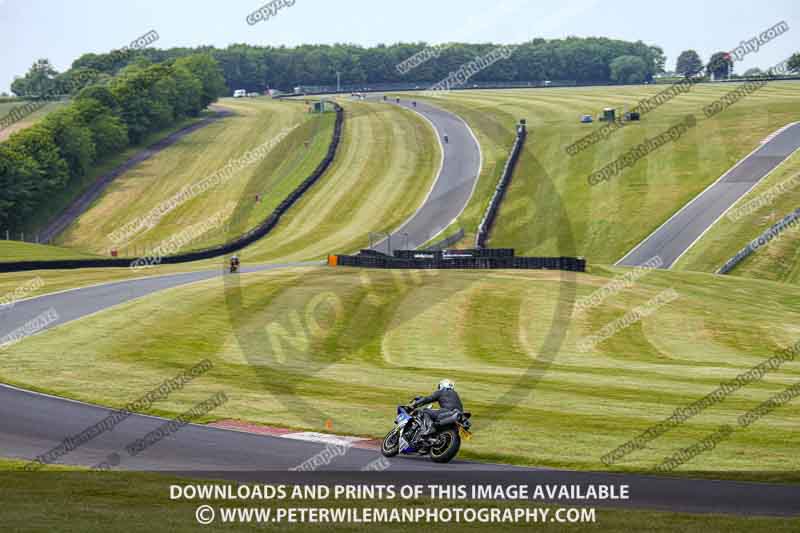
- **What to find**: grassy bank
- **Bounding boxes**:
[409,82,800,263]
[57,98,326,255]
[237,99,439,262]
[2,266,799,480]
[0,99,67,142]
[0,241,100,262]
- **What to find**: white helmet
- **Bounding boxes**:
[438,379,455,391]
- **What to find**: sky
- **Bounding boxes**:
[1,0,798,93]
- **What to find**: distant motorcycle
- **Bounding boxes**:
[381,402,472,463]
[229,256,240,274]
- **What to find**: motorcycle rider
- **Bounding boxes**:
[409,379,463,437]
[230,254,240,272]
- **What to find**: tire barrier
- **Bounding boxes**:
[475,123,527,248]
[0,104,345,273]
[717,207,800,275]
[332,248,585,272]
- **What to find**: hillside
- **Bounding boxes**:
[0,241,99,262]
[56,97,331,256]
[3,265,799,479]
[410,82,800,263]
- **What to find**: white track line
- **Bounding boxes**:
[372,96,483,249]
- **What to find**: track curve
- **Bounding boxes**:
[369,96,481,252]
[0,102,798,516]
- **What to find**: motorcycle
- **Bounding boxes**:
[229,261,239,274]
[380,402,472,463]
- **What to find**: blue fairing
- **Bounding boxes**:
[396,407,411,423]
[395,406,416,453]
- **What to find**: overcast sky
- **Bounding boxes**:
[1,0,798,92]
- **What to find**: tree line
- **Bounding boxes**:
[11,37,667,98]
[1,54,226,231]
[674,49,800,79]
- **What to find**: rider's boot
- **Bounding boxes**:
[420,415,436,438]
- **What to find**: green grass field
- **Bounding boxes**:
[0,241,100,262]
[235,98,439,262]
[0,99,67,142]
[3,265,799,480]
[409,82,800,263]
[0,98,437,298]
[0,460,795,532]
[23,113,210,237]
[57,98,330,256]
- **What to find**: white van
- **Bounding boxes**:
[233,89,246,98]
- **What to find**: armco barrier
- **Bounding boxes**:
[0,104,344,273]
[717,207,800,274]
[333,249,585,272]
[475,123,527,248]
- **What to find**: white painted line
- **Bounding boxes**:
[280,432,369,446]
[376,101,446,249]
[367,96,483,250]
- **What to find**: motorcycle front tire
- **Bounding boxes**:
[381,429,400,457]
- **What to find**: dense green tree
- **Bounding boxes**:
[71,98,129,159]
[707,52,733,79]
[1,53,223,229]
[174,55,226,107]
[10,77,29,98]
[12,59,59,97]
[57,38,667,92]
[5,125,70,207]
[42,107,96,179]
[675,50,703,76]
[788,53,800,74]
[610,55,648,83]
[743,67,764,77]
[0,145,41,227]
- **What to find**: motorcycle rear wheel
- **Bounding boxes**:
[430,428,460,463]
[381,429,400,457]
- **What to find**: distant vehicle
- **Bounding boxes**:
[247,92,259,98]
[581,114,593,123]
[233,89,246,98]
[544,80,552,86]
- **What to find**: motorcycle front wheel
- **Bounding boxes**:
[430,428,460,463]
[381,429,400,457]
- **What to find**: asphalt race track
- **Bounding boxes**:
[617,122,800,268]
[1,381,799,515]
[369,96,481,253]
[1,102,798,516]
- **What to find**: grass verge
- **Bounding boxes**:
[2,266,799,481]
